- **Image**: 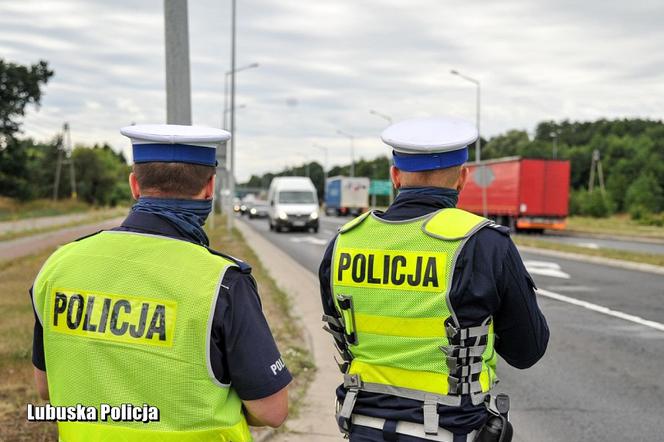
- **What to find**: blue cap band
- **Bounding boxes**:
[133,143,216,166]
[392,147,468,172]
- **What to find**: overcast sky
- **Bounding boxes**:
[1,0,663,181]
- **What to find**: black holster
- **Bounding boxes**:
[473,394,513,442]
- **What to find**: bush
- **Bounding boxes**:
[629,204,664,226]
[625,172,664,215]
[570,189,615,218]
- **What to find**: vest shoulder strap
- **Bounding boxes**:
[205,247,251,273]
[422,208,490,240]
[338,211,373,234]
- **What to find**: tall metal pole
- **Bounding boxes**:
[164,0,192,125]
[227,0,237,231]
[451,69,487,217]
[223,63,258,129]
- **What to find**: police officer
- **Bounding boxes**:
[319,117,549,441]
[31,124,291,441]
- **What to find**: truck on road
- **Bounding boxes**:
[325,176,370,216]
[457,157,570,231]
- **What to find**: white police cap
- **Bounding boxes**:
[120,124,231,167]
[380,117,477,171]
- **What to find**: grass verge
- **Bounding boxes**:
[0,207,128,242]
[514,236,664,268]
[0,197,93,221]
[566,215,664,240]
[0,220,313,441]
[206,222,315,429]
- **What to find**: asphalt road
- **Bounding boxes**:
[527,232,664,255]
[240,214,664,441]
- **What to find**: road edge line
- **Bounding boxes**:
[517,245,664,276]
[537,288,664,332]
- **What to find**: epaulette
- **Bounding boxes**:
[74,230,105,242]
[338,211,373,234]
[206,247,252,273]
[484,222,511,236]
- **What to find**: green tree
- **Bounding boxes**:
[0,59,53,137]
[625,172,664,215]
[72,144,131,206]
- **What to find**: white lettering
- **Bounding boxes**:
[270,357,286,375]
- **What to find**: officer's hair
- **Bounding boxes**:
[133,162,215,197]
[399,165,462,188]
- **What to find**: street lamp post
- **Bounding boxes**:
[550,131,558,160]
[451,69,487,217]
[336,129,356,177]
[369,109,393,125]
[223,63,258,129]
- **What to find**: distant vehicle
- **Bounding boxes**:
[248,201,269,219]
[239,194,257,215]
[267,177,320,233]
[457,157,570,232]
[325,176,370,216]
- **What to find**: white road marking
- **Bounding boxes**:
[577,242,600,249]
[290,237,328,246]
[537,288,664,332]
[322,229,335,235]
[524,260,570,279]
[545,285,598,293]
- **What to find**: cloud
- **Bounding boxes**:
[1,0,662,181]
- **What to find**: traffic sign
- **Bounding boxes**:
[369,179,392,196]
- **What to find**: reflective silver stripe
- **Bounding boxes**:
[423,396,439,435]
[358,382,462,407]
[351,414,476,442]
[337,388,359,431]
[205,264,233,388]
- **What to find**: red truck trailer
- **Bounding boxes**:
[457,157,570,231]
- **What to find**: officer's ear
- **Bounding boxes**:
[203,174,215,200]
[457,166,469,192]
[390,166,402,189]
[129,172,141,200]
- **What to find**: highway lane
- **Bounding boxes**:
[240,214,664,441]
[527,233,664,255]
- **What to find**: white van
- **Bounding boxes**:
[267,177,319,233]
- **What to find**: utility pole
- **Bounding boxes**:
[64,123,77,199]
[53,135,63,201]
[588,149,606,194]
[164,0,192,125]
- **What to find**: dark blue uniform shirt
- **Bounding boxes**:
[319,188,549,440]
[32,211,292,401]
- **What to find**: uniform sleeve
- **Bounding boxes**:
[493,239,550,369]
[319,236,351,360]
[209,269,292,401]
[319,236,339,317]
[30,286,46,371]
